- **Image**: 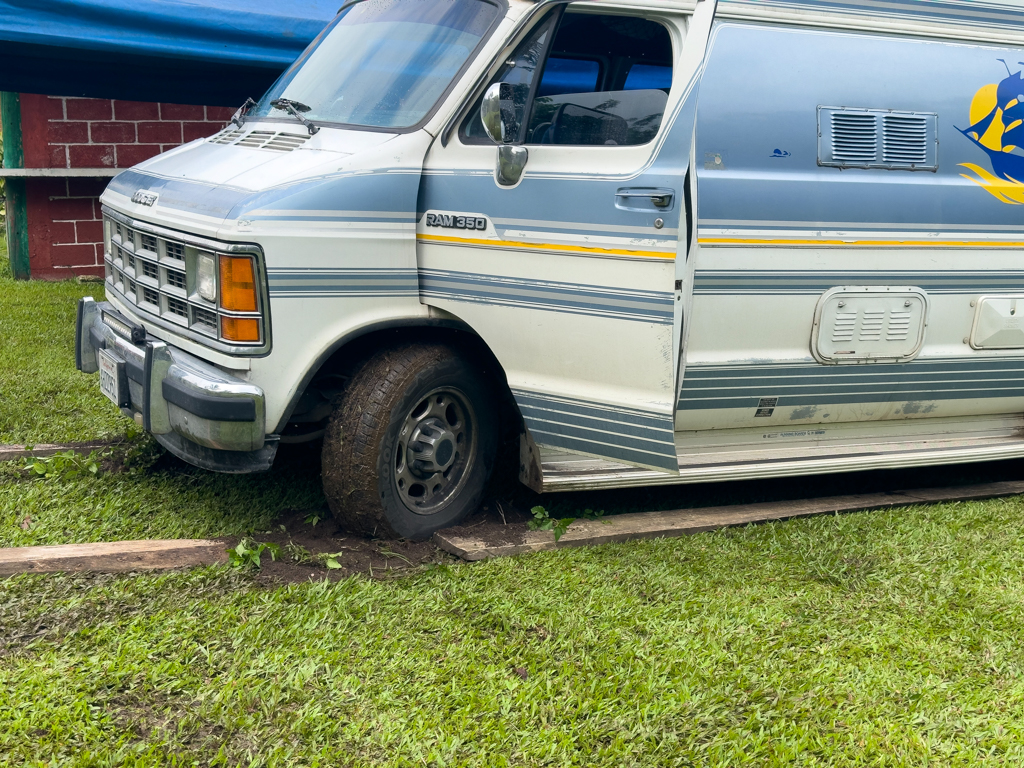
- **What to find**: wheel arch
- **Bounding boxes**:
[273,314,521,437]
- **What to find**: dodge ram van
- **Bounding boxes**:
[77,0,1024,538]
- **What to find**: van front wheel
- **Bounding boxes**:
[321,343,497,540]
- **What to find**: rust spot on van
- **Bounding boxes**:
[901,401,938,415]
[789,405,819,420]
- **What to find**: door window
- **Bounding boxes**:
[460,13,559,142]
[460,10,673,146]
[537,58,600,97]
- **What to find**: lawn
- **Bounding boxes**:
[5,496,1024,766]
[0,237,134,444]
[5,238,1024,765]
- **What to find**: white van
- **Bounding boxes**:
[77,0,1024,538]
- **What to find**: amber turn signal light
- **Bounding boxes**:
[221,317,260,342]
[219,255,258,312]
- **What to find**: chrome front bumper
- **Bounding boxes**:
[75,297,277,472]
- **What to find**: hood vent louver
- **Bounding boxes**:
[818,107,937,171]
[208,127,310,152]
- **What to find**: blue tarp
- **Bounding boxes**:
[0,0,337,105]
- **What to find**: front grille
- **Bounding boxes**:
[166,269,186,290]
[103,213,264,345]
[193,306,218,330]
[167,296,188,317]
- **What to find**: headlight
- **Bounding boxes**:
[197,251,217,302]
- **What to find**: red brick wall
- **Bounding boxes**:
[18,94,235,279]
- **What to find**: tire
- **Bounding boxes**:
[321,343,498,540]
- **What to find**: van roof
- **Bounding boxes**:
[718,0,1024,46]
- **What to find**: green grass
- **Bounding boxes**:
[0,446,325,548]
[5,497,1024,766]
[0,237,134,444]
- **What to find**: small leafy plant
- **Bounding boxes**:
[226,538,281,570]
[527,506,575,542]
[283,541,314,564]
[22,450,100,481]
[317,552,344,570]
[304,511,323,527]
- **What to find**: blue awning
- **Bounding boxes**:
[0,0,338,105]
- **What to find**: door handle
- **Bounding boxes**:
[615,187,675,212]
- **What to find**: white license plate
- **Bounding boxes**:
[98,348,126,408]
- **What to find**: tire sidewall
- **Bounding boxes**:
[375,356,496,539]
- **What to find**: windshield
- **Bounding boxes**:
[251,0,502,130]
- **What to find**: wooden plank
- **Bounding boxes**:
[0,441,115,462]
[435,480,1024,561]
[0,539,229,576]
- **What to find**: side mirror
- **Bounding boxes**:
[481,82,528,186]
[481,82,519,144]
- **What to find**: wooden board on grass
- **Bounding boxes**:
[434,481,1024,561]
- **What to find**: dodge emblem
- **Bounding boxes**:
[131,190,159,207]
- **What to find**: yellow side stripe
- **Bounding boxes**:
[699,237,1024,248]
[417,233,675,259]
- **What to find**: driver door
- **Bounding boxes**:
[417,1,715,472]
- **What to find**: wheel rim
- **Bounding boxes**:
[393,387,477,516]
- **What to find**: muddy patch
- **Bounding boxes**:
[241,499,534,585]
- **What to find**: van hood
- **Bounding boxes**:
[102,122,431,226]
[134,123,398,190]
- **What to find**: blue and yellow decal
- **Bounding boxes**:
[960,62,1024,205]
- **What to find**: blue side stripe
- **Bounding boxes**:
[513,388,677,472]
[421,270,673,324]
[529,430,678,473]
[250,214,417,223]
[678,359,1024,410]
[693,271,1024,295]
[514,392,674,433]
[684,359,1024,377]
[268,268,418,298]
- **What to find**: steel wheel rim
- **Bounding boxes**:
[393,386,477,516]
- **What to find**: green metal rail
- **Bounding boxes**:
[2,91,30,279]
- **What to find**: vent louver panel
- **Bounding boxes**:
[814,289,929,365]
[818,107,937,171]
[208,126,310,152]
[831,113,877,163]
[883,115,928,164]
[210,128,244,145]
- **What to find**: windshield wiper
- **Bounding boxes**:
[230,97,257,129]
[270,98,320,136]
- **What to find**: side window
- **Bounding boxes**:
[527,14,673,146]
[460,10,673,147]
[460,14,558,142]
[624,63,673,91]
[537,58,600,97]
